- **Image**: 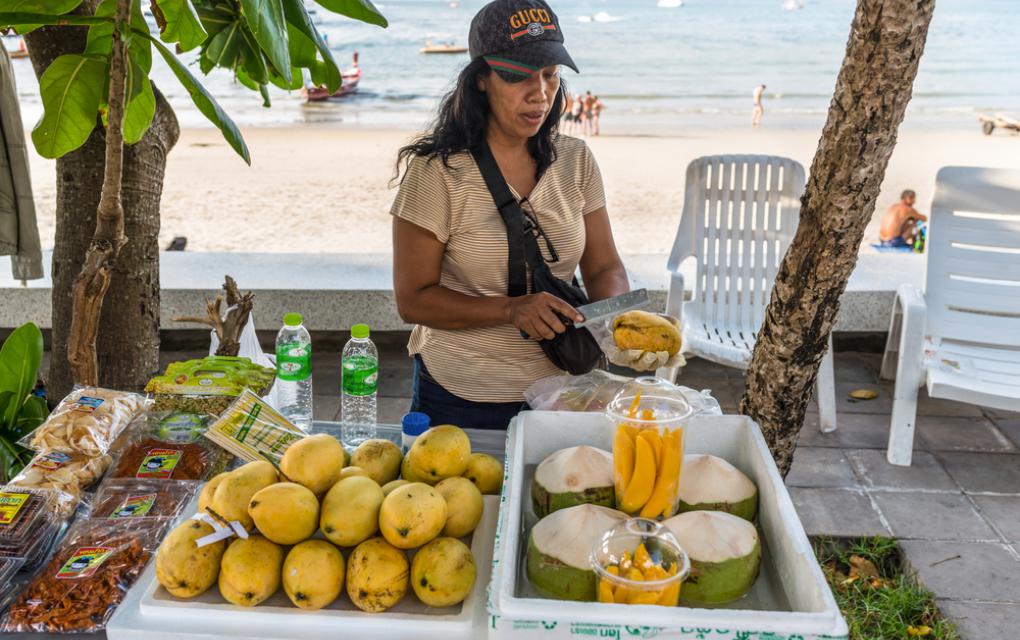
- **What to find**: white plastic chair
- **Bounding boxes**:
[657,155,837,432]
[880,166,1020,466]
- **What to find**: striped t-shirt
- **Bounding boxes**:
[390,135,607,403]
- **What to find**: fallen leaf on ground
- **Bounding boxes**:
[849,389,879,400]
[849,555,880,579]
[907,625,932,636]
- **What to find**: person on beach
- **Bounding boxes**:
[390,0,629,430]
[752,84,766,127]
[582,90,595,135]
[591,95,604,135]
[561,90,575,134]
[879,190,927,249]
[569,92,584,134]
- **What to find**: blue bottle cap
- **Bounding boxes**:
[401,412,430,436]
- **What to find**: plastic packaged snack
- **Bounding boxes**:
[147,410,215,443]
[146,356,276,416]
[9,449,112,516]
[524,369,722,417]
[109,434,225,482]
[2,517,169,633]
[0,486,66,568]
[88,479,195,519]
[203,388,306,464]
[0,556,26,611]
[21,387,148,456]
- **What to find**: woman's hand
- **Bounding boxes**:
[507,293,584,341]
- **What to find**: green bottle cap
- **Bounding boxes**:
[284,313,303,327]
[351,324,370,339]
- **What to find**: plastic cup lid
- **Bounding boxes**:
[284,312,303,326]
[402,412,430,435]
[351,324,370,339]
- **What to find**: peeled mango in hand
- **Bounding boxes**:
[612,310,682,356]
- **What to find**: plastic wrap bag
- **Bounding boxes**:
[0,486,68,569]
[108,430,227,482]
[20,387,148,456]
[588,315,686,372]
[2,517,169,633]
[88,479,195,520]
[210,310,281,408]
[146,356,276,416]
[9,450,112,517]
[525,370,722,417]
[203,388,306,463]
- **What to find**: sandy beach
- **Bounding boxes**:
[24,126,1020,255]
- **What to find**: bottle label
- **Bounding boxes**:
[342,356,378,396]
[276,342,312,382]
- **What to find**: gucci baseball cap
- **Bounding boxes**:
[469,0,578,83]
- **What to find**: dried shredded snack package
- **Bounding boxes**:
[20,387,149,456]
[9,450,112,516]
[108,432,226,482]
[2,517,169,634]
[88,479,195,520]
[0,486,68,569]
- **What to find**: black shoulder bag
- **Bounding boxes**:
[470,142,601,375]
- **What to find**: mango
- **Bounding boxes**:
[198,472,229,515]
[282,540,345,610]
[280,433,346,496]
[346,537,409,612]
[406,425,471,483]
[218,535,283,607]
[351,439,403,485]
[382,479,410,496]
[156,520,226,598]
[248,482,319,545]
[320,476,384,547]
[612,310,681,356]
[211,461,278,530]
[339,465,369,480]
[411,537,476,607]
[435,477,484,538]
[379,482,447,549]
[461,453,503,495]
[619,436,656,514]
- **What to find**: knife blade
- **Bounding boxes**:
[574,289,651,329]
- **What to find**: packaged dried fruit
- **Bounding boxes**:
[1,517,169,633]
[88,479,195,519]
[146,356,276,416]
[108,434,226,482]
[0,486,66,569]
[9,449,112,516]
[607,377,692,519]
[20,387,148,456]
[146,411,215,443]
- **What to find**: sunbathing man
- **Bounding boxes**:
[879,190,927,248]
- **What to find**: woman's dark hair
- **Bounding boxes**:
[395,57,566,183]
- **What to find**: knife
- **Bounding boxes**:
[574,289,651,329]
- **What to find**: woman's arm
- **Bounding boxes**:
[578,206,630,303]
[393,218,583,339]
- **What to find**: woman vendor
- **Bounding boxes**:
[391,0,629,430]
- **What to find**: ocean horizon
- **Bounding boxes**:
[5,0,1019,135]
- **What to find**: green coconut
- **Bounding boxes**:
[663,510,761,605]
[531,445,615,518]
[678,454,758,522]
[526,504,627,601]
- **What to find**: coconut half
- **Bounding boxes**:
[526,504,627,601]
[663,510,761,605]
[677,454,758,522]
[531,446,615,518]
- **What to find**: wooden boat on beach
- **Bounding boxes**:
[303,52,362,102]
[979,113,1020,135]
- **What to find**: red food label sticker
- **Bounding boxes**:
[135,448,182,479]
[56,546,113,579]
[31,451,72,471]
[109,493,157,518]
[73,396,105,413]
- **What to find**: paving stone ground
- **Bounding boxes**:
[156,344,1019,638]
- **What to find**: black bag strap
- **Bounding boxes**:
[470,142,531,298]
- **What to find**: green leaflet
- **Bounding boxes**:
[2,0,83,13]
[204,19,242,69]
[282,0,340,92]
[239,0,290,83]
[0,12,113,33]
[0,323,43,431]
[310,0,386,28]
[153,0,207,51]
[123,54,156,144]
[238,25,269,85]
[30,54,108,158]
[146,35,250,164]
[85,0,153,72]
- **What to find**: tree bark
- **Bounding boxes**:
[739,0,936,477]
[25,6,180,399]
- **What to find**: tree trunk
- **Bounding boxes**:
[740,0,936,477]
[25,8,180,399]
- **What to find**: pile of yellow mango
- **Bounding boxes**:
[613,417,684,519]
[597,542,682,606]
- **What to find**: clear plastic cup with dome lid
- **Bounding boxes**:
[591,517,690,606]
[606,376,693,519]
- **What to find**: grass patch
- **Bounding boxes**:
[812,537,958,640]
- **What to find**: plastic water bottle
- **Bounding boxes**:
[342,324,378,446]
[275,313,313,431]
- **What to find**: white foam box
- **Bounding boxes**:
[487,411,849,640]
[107,494,499,640]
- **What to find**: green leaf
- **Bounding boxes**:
[266,65,301,91]
[194,3,235,39]
[14,396,48,436]
[123,55,155,144]
[2,0,83,13]
[0,323,42,429]
[154,0,207,51]
[238,26,269,84]
[310,0,386,28]
[85,0,152,72]
[145,35,250,164]
[283,0,340,92]
[0,12,114,28]
[203,19,242,69]
[30,54,107,159]
[239,0,290,83]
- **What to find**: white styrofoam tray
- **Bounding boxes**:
[487,411,849,640]
[108,494,499,640]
